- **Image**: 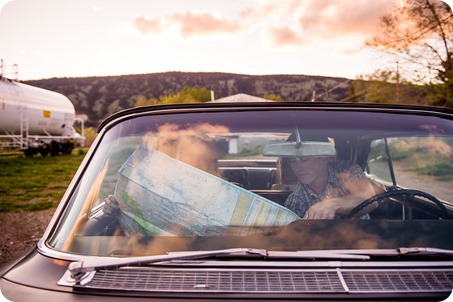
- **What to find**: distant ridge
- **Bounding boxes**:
[23,72,356,127]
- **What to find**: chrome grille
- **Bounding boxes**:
[88,269,344,292]
[80,268,453,294]
[342,270,453,293]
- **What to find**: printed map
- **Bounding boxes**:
[115,144,299,236]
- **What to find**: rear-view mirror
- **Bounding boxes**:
[262,141,336,157]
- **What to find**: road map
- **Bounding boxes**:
[114,144,300,236]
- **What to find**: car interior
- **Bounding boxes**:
[79,130,453,242]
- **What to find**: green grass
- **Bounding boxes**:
[410,160,453,181]
[0,148,87,212]
[370,137,453,182]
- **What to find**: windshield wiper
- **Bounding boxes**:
[67,247,370,280]
[368,247,453,257]
[313,247,453,258]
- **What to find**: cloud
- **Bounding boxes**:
[132,0,396,48]
[239,1,282,22]
[266,26,307,47]
[263,0,396,49]
[134,11,243,38]
[169,11,243,38]
[131,1,290,39]
[134,16,162,35]
[297,0,395,39]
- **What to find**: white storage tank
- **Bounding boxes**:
[0,77,84,156]
[0,77,76,136]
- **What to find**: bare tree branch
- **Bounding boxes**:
[365,0,453,107]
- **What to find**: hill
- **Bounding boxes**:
[24,72,353,127]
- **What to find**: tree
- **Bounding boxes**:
[351,68,426,105]
[367,0,453,107]
[262,93,284,102]
[83,127,98,147]
[135,95,159,106]
[135,86,212,106]
[160,86,211,104]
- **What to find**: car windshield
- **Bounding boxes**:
[47,106,453,257]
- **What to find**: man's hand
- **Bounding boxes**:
[303,179,377,219]
[103,195,121,216]
[303,199,338,219]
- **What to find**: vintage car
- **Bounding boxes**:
[1,101,453,301]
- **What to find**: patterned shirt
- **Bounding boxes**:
[284,160,370,219]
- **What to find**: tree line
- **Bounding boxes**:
[26,72,354,127]
[25,70,440,129]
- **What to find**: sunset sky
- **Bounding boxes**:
[0,0,452,80]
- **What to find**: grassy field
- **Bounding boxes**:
[0,148,87,212]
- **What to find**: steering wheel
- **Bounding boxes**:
[346,188,450,219]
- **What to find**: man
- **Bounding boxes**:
[284,136,376,219]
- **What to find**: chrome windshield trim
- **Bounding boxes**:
[161,260,453,268]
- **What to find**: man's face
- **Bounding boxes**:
[290,156,330,186]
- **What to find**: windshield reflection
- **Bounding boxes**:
[63,220,453,257]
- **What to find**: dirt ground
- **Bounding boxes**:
[0,208,56,266]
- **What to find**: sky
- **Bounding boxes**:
[0,0,452,81]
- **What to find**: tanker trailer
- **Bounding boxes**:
[0,76,85,156]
